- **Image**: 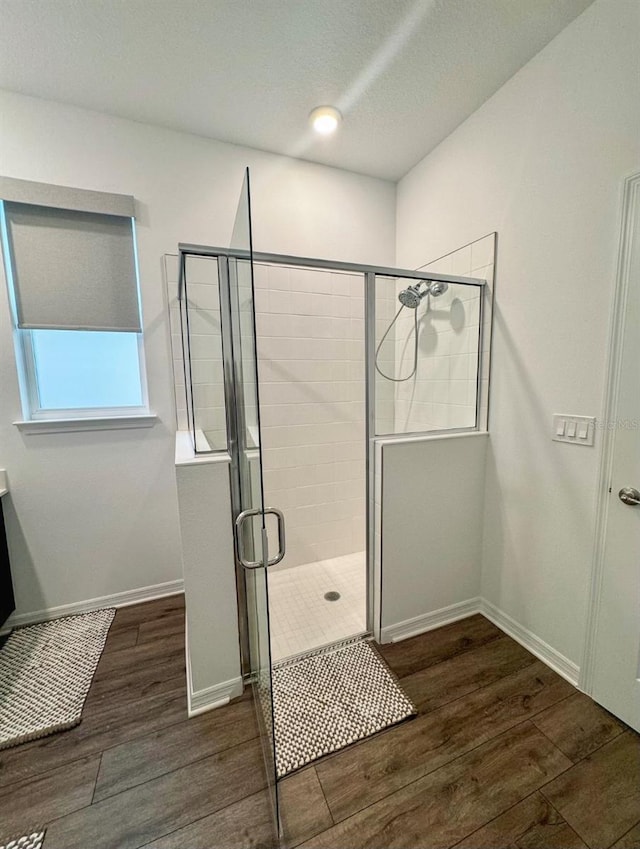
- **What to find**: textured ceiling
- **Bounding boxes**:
[0,0,594,180]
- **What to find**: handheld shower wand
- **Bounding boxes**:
[375,280,449,382]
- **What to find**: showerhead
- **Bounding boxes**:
[398,284,424,309]
[397,280,448,308]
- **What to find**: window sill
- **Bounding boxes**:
[14,414,159,434]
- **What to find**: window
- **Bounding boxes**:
[25,330,145,415]
[0,177,151,426]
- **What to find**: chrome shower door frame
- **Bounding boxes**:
[179,242,488,666]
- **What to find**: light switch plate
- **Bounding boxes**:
[552,414,596,446]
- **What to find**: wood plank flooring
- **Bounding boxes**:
[0,599,638,849]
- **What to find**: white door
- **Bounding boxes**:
[590,174,640,732]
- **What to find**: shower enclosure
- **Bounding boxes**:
[168,168,493,835]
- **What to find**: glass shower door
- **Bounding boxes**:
[229,168,283,833]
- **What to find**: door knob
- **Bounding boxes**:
[618,487,640,506]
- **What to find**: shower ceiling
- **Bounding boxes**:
[0,0,594,181]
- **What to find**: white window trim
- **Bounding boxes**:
[1,196,154,430]
[14,414,158,434]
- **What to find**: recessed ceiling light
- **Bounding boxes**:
[309,105,342,135]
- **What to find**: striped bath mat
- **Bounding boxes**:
[0,608,115,749]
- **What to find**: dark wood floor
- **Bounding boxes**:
[0,596,638,849]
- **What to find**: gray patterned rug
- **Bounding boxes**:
[0,831,45,849]
[272,639,416,778]
[0,609,115,750]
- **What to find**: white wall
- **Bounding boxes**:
[396,0,640,667]
[0,89,395,619]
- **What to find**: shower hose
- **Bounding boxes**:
[374,304,420,382]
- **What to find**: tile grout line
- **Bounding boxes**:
[310,646,588,825]
[0,680,189,796]
[403,652,569,708]
[312,764,335,827]
[91,644,187,681]
[90,752,103,805]
[283,767,336,849]
[7,599,635,849]
[91,697,257,766]
[536,792,598,849]
[387,630,505,679]
[532,716,626,771]
[1,755,107,836]
[604,820,640,849]
[82,673,187,717]
[2,629,194,835]
[34,737,269,838]
[446,788,550,849]
[545,797,594,849]
[79,733,264,809]
[311,656,569,776]
[0,751,102,802]
[315,718,556,828]
[0,641,559,808]
[133,788,273,849]
[396,651,539,716]
[536,727,637,826]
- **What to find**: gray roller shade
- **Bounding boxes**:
[3,201,142,332]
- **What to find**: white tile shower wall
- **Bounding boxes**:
[165,254,227,451]
[374,278,397,435]
[255,263,366,569]
[390,235,494,433]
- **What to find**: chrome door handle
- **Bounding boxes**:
[619,487,640,506]
[264,507,286,566]
[235,507,263,570]
[234,506,286,569]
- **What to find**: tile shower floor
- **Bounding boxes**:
[267,551,367,662]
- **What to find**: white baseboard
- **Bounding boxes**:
[379,596,580,688]
[184,620,243,717]
[2,579,184,632]
[187,677,244,717]
[380,597,482,644]
[479,599,580,687]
